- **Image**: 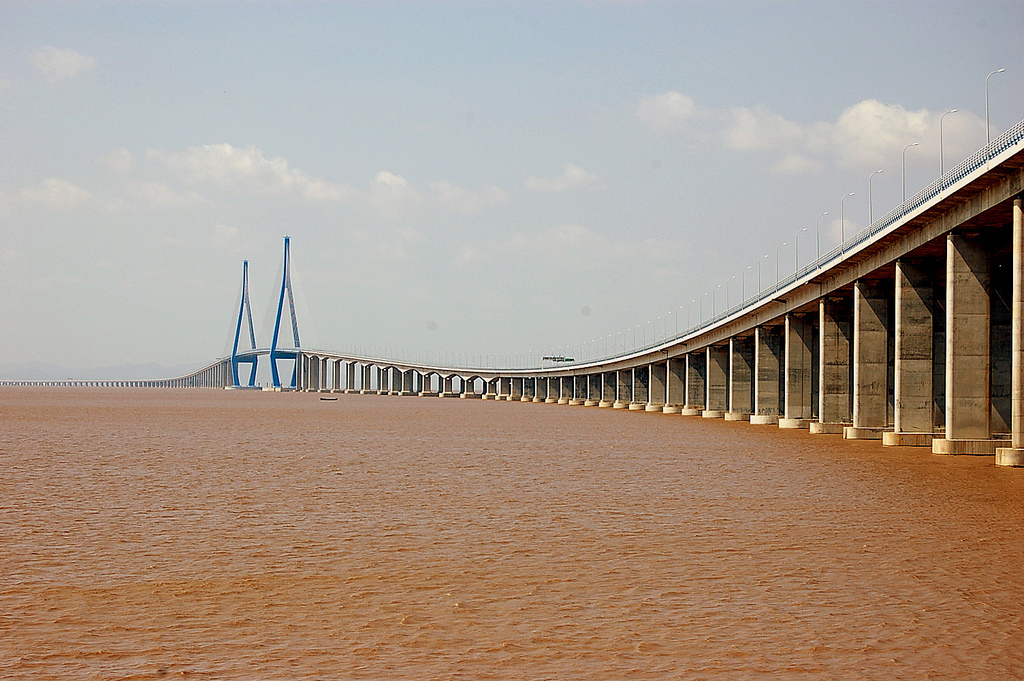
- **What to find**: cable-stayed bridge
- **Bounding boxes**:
[5,120,1024,464]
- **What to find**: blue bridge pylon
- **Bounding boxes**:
[230,259,259,387]
[229,236,302,390]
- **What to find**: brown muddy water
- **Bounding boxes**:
[1,387,1022,680]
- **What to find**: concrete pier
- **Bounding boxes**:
[935,232,993,454]
[846,280,890,440]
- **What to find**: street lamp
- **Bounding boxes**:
[815,211,829,263]
[986,68,1005,145]
[775,242,787,285]
[902,142,919,202]
[940,109,957,176]
[794,227,807,272]
[728,276,736,308]
[701,291,710,321]
[840,192,855,251]
[758,253,769,291]
[742,265,752,301]
[714,284,722,315]
[868,169,883,225]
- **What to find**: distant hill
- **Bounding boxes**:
[0,361,204,381]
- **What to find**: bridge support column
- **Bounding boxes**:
[998,197,1024,465]
[399,369,415,396]
[510,377,523,401]
[520,376,534,402]
[814,296,852,434]
[582,374,597,406]
[781,312,814,428]
[846,280,891,440]
[703,345,728,418]
[600,372,615,407]
[332,360,342,393]
[614,369,631,408]
[629,366,648,410]
[935,232,995,455]
[482,378,498,399]
[885,259,939,446]
[682,351,705,415]
[440,375,457,397]
[495,376,509,400]
[726,336,753,421]
[663,357,684,413]
[462,376,482,398]
[752,325,782,424]
[647,362,667,411]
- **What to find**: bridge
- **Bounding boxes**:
[6,119,1024,465]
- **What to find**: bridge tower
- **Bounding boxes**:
[230,259,259,388]
[269,236,301,389]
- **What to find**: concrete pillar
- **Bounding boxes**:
[846,280,891,439]
[647,362,667,411]
[332,360,342,393]
[664,357,685,413]
[510,377,523,401]
[462,376,482,398]
[399,369,415,396]
[782,312,814,428]
[614,369,631,408]
[531,377,545,403]
[727,336,753,421]
[420,371,439,397]
[683,351,706,415]
[935,232,992,454]
[629,366,648,410]
[998,197,1024,465]
[752,325,782,424]
[885,259,937,446]
[815,295,852,434]
[600,372,615,407]
[703,345,728,417]
[582,374,598,406]
[497,376,510,400]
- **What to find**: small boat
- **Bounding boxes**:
[319,396,338,401]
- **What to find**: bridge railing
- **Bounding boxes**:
[563,118,1024,368]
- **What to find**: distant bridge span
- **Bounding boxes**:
[6,120,1024,465]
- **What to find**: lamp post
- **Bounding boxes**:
[815,211,829,263]
[902,142,919,202]
[689,299,696,328]
[939,109,957,177]
[714,284,722,316]
[794,227,807,272]
[758,253,769,291]
[701,292,710,322]
[986,68,1005,145]
[840,192,855,251]
[728,276,736,308]
[868,169,883,225]
[742,265,752,301]
[775,242,787,285]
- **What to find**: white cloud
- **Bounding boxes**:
[145,143,506,217]
[430,179,508,213]
[98,148,135,174]
[18,178,94,208]
[637,91,708,130]
[115,180,206,210]
[525,163,599,193]
[640,91,989,174]
[31,46,96,83]
[769,153,824,175]
[502,223,685,265]
[723,105,816,153]
[146,143,357,203]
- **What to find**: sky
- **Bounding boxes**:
[1,0,1022,377]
